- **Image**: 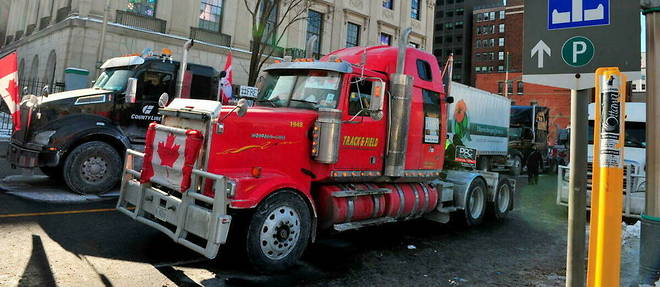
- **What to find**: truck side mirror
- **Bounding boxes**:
[369,80,385,121]
[125,78,137,103]
[158,93,169,108]
[236,98,249,117]
[42,85,49,97]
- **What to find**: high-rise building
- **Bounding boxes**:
[432,0,502,84]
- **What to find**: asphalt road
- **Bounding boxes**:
[0,155,571,287]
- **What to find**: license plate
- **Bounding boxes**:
[154,206,169,222]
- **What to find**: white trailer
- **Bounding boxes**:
[557,103,646,217]
[446,82,511,171]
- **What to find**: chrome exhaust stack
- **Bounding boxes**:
[384,27,413,177]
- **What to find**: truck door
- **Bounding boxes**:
[116,62,175,142]
[334,77,387,172]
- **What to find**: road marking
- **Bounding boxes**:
[0,207,134,218]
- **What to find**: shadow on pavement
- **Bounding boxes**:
[18,235,57,287]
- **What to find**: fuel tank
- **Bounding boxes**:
[315,183,438,230]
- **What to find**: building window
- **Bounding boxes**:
[456,8,464,16]
[456,35,463,43]
[259,0,279,44]
[498,51,504,61]
[642,84,647,91]
[127,0,158,17]
[346,22,360,47]
[383,0,394,9]
[435,36,442,43]
[489,12,495,20]
[499,10,505,19]
[507,81,513,94]
[476,40,481,48]
[454,60,463,69]
[499,24,505,33]
[199,0,223,32]
[445,22,453,30]
[306,10,323,58]
[498,65,504,71]
[433,49,442,56]
[632,83,637,90]
[499,38,504,47]
[517,81,524,94]
[409,42,420,48]
[380,33,392,46]
[411,0,420,20]
[455,21,464,29]
[498,82,503,94]
[447,11,454,17]
[489,39,495,47]
[454,48,462,55]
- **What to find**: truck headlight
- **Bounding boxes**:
[33,130,56,145]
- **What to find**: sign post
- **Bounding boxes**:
[523,2,641,286]
[587,68,626,287]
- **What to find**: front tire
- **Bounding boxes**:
[63,141,122,195]
[246,190,312,273]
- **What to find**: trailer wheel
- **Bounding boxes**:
[489,180,513,220]
[463,178,487,226]
[63,141,122,195]
[246,190,311,273]
[510,154,522,176]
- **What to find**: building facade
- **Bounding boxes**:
[0,0,435,88]
[472,0,572,144]
[432,0,501,84]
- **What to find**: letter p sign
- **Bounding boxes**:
[562,36,595,67]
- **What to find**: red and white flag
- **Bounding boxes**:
[0,52,21,131]
[218,52,233,104]
[141,123,204,193]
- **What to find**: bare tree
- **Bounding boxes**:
[244,0,313,86]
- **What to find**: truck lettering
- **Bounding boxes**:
[342,136,379,147]
[131,114,162,121]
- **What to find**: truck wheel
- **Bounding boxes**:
[463,178,487,226]
[246,190,312,273]
[510,154,522,176]
[63,141,122,195]
[489,180,513,220]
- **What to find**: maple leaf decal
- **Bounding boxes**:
[157,133,180,167]
[4,79,17,101]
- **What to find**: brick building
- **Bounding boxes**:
[472,0,571,144]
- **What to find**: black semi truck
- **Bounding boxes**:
[508,105,555,175]
[8,50,220,194]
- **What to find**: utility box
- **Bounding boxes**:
[63,68,89,91]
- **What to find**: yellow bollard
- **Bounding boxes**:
[586,67,626,287]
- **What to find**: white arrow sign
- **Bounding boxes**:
[531,40,552,68]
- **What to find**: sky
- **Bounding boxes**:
[641,13,646,53]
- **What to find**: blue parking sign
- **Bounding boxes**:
[548,0,610,30]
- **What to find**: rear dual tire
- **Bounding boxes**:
[489,180,513,220]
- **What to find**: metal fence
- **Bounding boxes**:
[0,80,65,136]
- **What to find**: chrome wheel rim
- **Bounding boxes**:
[497,184,511,213]
[259,206,301,260]
[81,156,107,183]
[468,186,485,219]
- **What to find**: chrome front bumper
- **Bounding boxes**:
[116,149,235,259]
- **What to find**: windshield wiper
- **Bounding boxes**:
[289,99,318,108]
[256,98,278,107]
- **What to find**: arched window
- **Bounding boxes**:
[44,50,57,86]
[30,55,39,81]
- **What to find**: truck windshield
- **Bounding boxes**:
[93,68,133,91]
[588,120,646,148]
[255,70,341,110]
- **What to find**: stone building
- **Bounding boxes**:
[0,0,435,88]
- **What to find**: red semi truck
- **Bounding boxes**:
[116,30,515,271]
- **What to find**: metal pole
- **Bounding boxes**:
[95,0,111,77]
[566,88,589,287]
[504,51,510,98]
[640,1,660,284]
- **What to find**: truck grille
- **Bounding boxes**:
[585,162,630,192]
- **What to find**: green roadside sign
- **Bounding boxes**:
[561,36,595,67]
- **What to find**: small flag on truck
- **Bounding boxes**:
[0,52,21,131]
[219,52,233,104]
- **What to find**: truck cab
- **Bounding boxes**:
[8,52,219,194]
[117,38,515,272]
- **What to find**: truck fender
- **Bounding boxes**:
[229,173,319,242]
[443,170,487,210]
[45,114,131,160]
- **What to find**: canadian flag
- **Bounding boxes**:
[141,123,204,193]
[218,52,233,104]
[0,53,21,131]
